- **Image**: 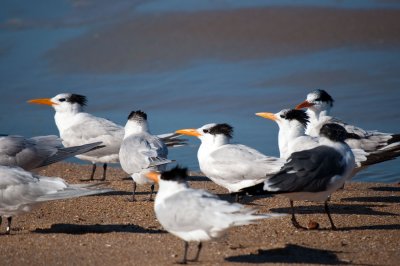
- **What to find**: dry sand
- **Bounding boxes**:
[0,162,399,265]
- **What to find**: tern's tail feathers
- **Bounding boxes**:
[157,132,188,148]
[387,133,400,145]
[37,187,112,202]
[37,142,104,168]
[230,207,286,227]
[361,146,400,167]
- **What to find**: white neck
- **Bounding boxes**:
[124,121,149,138]
[197,134,230,161]
[155,180,188,205]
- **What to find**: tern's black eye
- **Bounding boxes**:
[280,114,285,118]
[59,98,66,102]
[203,129,209,133]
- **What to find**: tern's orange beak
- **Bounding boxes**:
[27,98,56,106]
[175,129,201,137]
[255,112,277,121]
[146,171,160,183]
[295,100,314,110]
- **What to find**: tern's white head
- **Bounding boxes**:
[145,166,189,196]
[256,109,309,133]
[124,110,149,136]
[295,89,334,116]
[175,123,233,147]
[28,93,87,114]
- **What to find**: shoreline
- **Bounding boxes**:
[1,162,399,265]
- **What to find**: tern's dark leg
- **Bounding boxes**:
[99,163,107,181]
[81,163,96,181]
[5,217,12,235]
[192,242,203,262]
[290,200,306,229]
[148,184,155,201]
[178,241,189,264]
[232,192,244,203]
[324,201,337,230]
[129,181,137,202]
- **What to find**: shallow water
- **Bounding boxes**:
[1,1,399,182]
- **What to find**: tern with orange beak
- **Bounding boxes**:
[176,123,285,201]
[28,93,186,181]
[119,110,172,202]
[145,166,284,264]
[295,89,400,169]
[241,123,356,230]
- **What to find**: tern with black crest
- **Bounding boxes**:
[119,110,171,201]
[145,166,283,264]
[28,93,186,181]
[295,89,400,162]
[242,123,356,230]
[176,123,285,200]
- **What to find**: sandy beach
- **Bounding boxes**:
[1,162,399,265]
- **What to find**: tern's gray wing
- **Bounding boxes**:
[156,132,188,148]
[156,189,259,235]
[265,146,345,193]
[0,135,61,170]
[206,144,284,181]
[36,142,104,169]
[61,113,124,156]
[0,166,112,215]
[119,134,169,174]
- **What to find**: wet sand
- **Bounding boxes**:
[46,7,400,74]
[1,162,399,265]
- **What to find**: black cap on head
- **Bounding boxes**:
[160,166,188,183]
[312,89,334,106]
[128,110,147,121]
[320,123,347,142]
[209,123,233,139]
[68,94,87,106]
[280,109,309,128]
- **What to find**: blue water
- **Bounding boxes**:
[1,1,399,183]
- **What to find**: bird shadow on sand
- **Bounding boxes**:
[269,203,396,216]
[369,186,400,192]
[33,223,166,235]
[341,196,400,203]
[225,244,351,265]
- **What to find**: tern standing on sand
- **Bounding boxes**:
[145,166,283,264]
[28,93,185,181]
[242,123,356,230]
[119,110,171,201]
[176,123,285,200]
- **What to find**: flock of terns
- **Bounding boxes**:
[0,89,399,263]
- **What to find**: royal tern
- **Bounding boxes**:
[119,110,172,201]
[255,108,393,180]
[28,93,186,181]
[242,123,356,230]
[0,165,112,234]
[0,134,103,170]
[145,166,283,264]
[295,89,400,154]
[176,123,285,200]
